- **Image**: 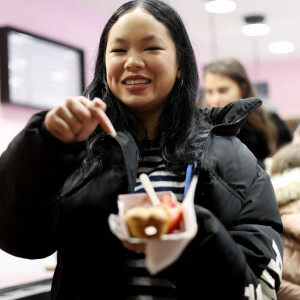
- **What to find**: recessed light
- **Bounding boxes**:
[205,0,236,14]
[242,23,270,36]
[242,15,270,36]
[268,41,295,54]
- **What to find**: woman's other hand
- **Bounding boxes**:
[121,240,146,253]
[45,96,116,143]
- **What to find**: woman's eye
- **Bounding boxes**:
[111,49,126,53]
[219,88,228,94]
[145,47,161,51]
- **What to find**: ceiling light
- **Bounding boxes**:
[205,0,236,14]
[242,15,270,36]
[268,41,295,54]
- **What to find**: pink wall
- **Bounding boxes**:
[0,0,108,84]
[1,0,300,155]
[246,61,300,117]
[0,0,108,154]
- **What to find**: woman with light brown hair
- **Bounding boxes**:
[203,57,292,169]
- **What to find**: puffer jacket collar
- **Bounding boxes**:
[110,97,262,191]
[202,97,262,136]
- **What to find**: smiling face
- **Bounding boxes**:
[105,8,180,122]
[203,72,243,108]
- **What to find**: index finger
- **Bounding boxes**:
[83,98,117,138]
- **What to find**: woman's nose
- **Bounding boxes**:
[206,92,222,107]
[124,53,145,70]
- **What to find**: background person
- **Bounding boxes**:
[270,142,300,300]
[0,1,283,299]
[202,57,292,169]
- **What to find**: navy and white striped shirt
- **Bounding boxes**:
[134,140,186,201]
[123,139,186,300]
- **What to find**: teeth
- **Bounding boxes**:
[124,79,149,85]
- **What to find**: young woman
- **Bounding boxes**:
[203,57,292,169]
[0,1,283,299]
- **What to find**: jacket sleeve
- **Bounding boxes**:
[0,112,87,258]
[174,135,284,300]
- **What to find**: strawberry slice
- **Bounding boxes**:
[167,205,183,233]
[158,194,183,233]
[161,194,176,207]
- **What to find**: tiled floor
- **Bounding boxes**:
[0,250,56,289]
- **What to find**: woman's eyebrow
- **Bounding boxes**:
[141,35,162,42]
[110,35,163,44]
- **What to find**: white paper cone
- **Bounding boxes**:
[108,176,198,274]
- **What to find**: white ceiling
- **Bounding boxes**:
[74,0,300,66]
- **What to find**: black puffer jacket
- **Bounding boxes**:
[0,97,283,299]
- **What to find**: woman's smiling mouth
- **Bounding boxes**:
[123,79,151,85]
[122,76,151,92]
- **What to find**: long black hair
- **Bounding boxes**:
[82,0,210,174]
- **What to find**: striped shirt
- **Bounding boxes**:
[123,139,186,300]
[134,140,186,201]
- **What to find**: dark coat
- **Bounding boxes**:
[0,97,283,299]
[237,111,292,169]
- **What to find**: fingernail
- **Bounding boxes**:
[109,126,117,138]
[94,97,103,104]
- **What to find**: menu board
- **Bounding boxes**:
[0,27,85,109]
